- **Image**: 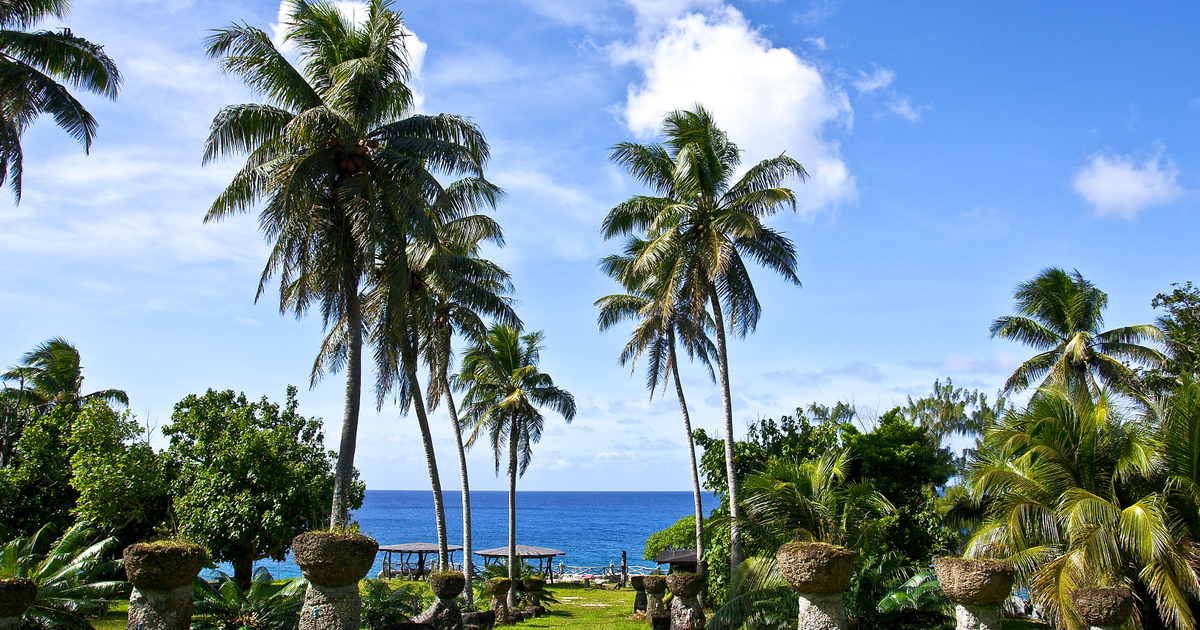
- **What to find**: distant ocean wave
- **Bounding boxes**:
[219,489,717,580]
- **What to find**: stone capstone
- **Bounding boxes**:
[0,577,37,618]
[523,578,545,592]
[776,543,856,595]
[430,572,466,600]
[127,584,194,630]
[795,592,847,630]
[933,558,1014,606]
[123,542,206,592]
[487,578,511,595]
[642,575,667,595]
[1070,587,1134,628]
[954,603,1001,630]
[292,533,378,588]
[299,582,362,630]
[414,598,462,630]
[669,593,705,630]
[666,573,703,598]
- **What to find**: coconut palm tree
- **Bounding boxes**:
[965,383,1199,630]
[0,0,121,202]
[602,104,807,577]
[1,337,128,412]
[202,0,487,526]
[596,238,716,573]
[990,267,1166,397]
[457,324,575,608]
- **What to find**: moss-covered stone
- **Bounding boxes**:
[292,532,378,588]
[642,575,667,595]
[0,578,37,618]
[630,575,646,591]
[429,571,465,599]
[666,572,704,598]
[776,542,856,594]
[487,577,511,595]
[523,578,545,592]
[1070,586,1134,627]
[933,557,1014,606]
[123,542,206,591]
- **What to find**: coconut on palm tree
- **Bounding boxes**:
[457,324,575,608]
[596,237,716,574]
[602,104,807,578]
[0,0,121,202]
[990,267,1165,397]
[203,0,488,526]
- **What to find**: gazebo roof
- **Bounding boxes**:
[655,549,697,564]
[379,543,464,553]
[475,545,565,558]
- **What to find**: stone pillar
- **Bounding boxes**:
[666,573,705,630]
[416,571,465,630]
[292,532,378,630]
[1070,586,1134,630]
[0,577,37,630]
[650,615,670,630]
[522,578,546,617]
[630,576,647,613]
[776,542,856,630]
[123,542,206,630]
[933,557,1015,630]
[487,578,511,625]
[643,575,668,626]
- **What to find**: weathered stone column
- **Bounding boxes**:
[522,578,546,617]
[123,542,206,630]
[643,575,668,626]
[1070,586,1134,630]
[776,542,856,630]
[933,557,1014,630]
[666,572,705,630]
[487,578,511,625]
[293,532,378,630]
[630,576,647,613]
[416,571,465,630]
[0,577,37,630]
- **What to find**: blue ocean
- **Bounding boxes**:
[229,490,717,579]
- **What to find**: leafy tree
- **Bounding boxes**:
[68,401,167,542]
[0,406,77,539]
[603,105,808,578]
[458,324,576,607]
[644,515,708,561]
[164,387,362,590]
[0,524,124,630]
[990,267,1165,397]
[1147,281,1200,390]
[0,0,121,202]
[203,0,486,526]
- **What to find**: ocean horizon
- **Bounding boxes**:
[223,489,718,580]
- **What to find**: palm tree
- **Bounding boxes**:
[457,324,576,608]
[965,383,1198,630]
[0,0,121,202]
[596,238,716,574]
[602,105,807,578]
[1,337,128,412]
[202,0,487,525]
[990,267,1166,397]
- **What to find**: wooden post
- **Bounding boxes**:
[621,551,628,588]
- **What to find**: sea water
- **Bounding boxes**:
[227,490,717,580]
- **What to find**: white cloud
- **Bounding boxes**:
[906,352,1019,375]
[613,6,856,217]
[853,68,894,94]
[799,0,840,24]
[886,96,926,122]
[625,0,722,30]
[1072,143,1183,219]
[766,361,883,387]
[235,316,261,326]
[805,37,826,50]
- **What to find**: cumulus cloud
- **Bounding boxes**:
[612,5,856,217]
[1072,144,1183,219]
[626,0,722,30]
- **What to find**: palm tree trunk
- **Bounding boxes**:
[331,285,363,528]
[407,361,450,570]
[709,293,742,577]
[508,417,520,610]
[443,375,474,607]
[668,331,705,573]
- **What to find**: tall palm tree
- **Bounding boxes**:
[458,324,576,608]
[596,238,715,573]
[990,267,1166,397]
[602,104,807,578]
[965,382,1198,630]
[0,0,121,202]
[202,0,487,526]
[1,337,128,411]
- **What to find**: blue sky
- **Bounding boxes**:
[2,0,1197,492]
